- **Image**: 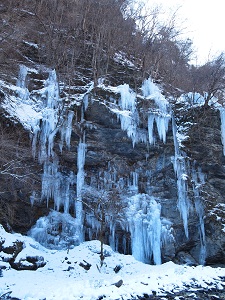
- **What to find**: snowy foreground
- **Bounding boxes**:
[1,228,225,300]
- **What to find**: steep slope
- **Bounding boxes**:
[1,59,225,266]
[0,1,225,268]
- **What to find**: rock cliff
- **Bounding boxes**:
[0,56,225,266]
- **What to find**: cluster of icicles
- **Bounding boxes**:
[15,66,207,265]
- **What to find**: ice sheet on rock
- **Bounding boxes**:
[29,211,80,249]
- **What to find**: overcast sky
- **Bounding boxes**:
[148,0,225,64]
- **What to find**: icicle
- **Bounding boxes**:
[191,165,206,265]
[143,78,171,145]
[27,69,80,249]
[148,114,155,144]
[155,115,170,143]
[119,112,137,147]
[31,119,41,158]
[148,113,170,144]
[128,171,139,190]
[16,65,28,88]
[41,159,75,213]
[59,110,74,151]
[33,70,61,162]
[41,159,60,207]
[142,78,168,113]
[118,84,136,112]
[38,109,58,163]
[220,107,225,155]
[127,194,162,264]
[132,171,138,189]
[45,70,59,109]
[16,65,29,100]
[76,139,86,236]
[83,94,89,111]
[172,116,190,238]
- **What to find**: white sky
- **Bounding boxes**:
[149,0,225,65]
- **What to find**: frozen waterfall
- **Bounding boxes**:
[16,67,208,264]
[27,69,88,247]
[16,65,29,101]
[220,107,225,155]
[191,164,206,265]
[172,116,190,238]
[127,194,162,264]
[142,78,171,145]
[117,84,136,112]
[41,159,75,213]
[112,79,171,147]
[76,140,86,225]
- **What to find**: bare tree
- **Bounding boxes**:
[190,53,225,106]
[82,188,125,267]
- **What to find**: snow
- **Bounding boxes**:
[1,66,224,294]
[1,226,225,300]
[114,52,135,68]
[176,92,205,107]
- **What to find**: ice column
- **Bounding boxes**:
[76,139,86,241]
[16,65,29,100]
[114,84,140,146]
[220,107,225,155]
[118,84,136,112]
[191,165,206,265]
[36,70,60,163]
[127,194,162,264]
[28,69,80,249]
[119,111,137,146]
[59,110,74,151]
[41,160,75,213]
[45,70,59,109]
[32,69,74,161]
[34,70,75,214]
[172,116,190,238]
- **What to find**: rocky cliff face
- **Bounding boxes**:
[1,60,225,266]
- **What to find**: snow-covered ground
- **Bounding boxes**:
[1,226,225,300]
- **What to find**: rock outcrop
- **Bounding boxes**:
[0,59,225,267]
